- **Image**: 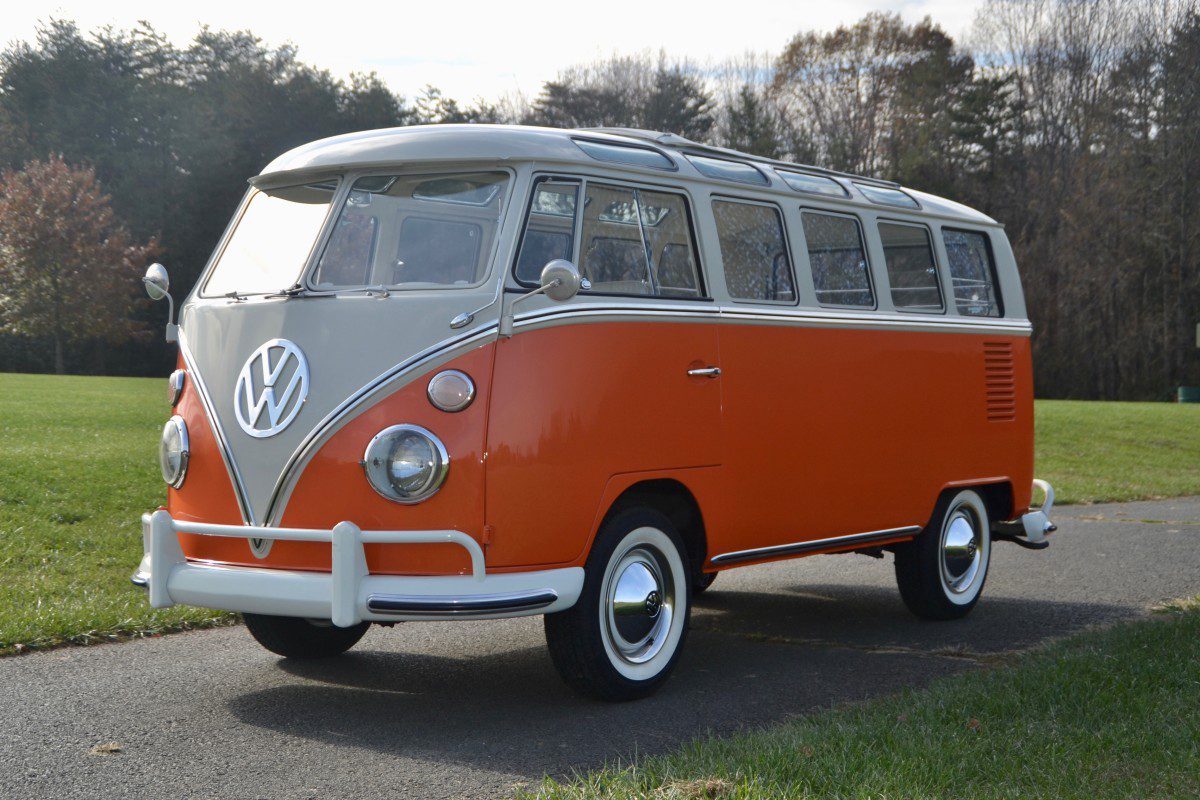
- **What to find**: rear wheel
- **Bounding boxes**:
[894,489,991,620]
[545,507,690,701]
[243,613,369,658]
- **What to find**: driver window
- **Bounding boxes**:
[515,177,703,298]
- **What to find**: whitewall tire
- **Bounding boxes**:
[894,489,991,620]
[545,507,691,701]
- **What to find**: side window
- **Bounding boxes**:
[878,221,943,312]
[712,199,795,303]
[579,184,652,294]
[514,180,579,284]
[801,210,873,308]
[576,183,702,297]
[640,189,701,298]
[943,228,1002,317]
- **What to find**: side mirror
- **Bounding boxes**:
[141,263,178,343]
[143,263,170,301]
[540,259,584,302]
[497,259,587,337]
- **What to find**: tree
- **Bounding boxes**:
[413,85,504,124]
[524,53,715,139]
[0,156,158,373]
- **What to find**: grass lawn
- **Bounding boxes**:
[1036,400,1200,504]
[0,374,1198,653]
[0,373,231,655]
[520,604,1200,800]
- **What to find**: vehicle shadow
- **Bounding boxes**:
[226,582,1131,780]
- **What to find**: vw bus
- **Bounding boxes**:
[134,125,1055,701]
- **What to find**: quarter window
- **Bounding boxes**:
[712,200,795,303]
[514,180,579,284]
[943,228,1002,317]
[878,222,943,312]
[801,211,873,307]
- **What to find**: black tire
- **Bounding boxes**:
[894,488,992,620]
[693,571,718,594]
[544,507,691,701]
[243,613,369,658]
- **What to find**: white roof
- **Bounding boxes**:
[257,124,997,225]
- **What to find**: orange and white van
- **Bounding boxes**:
[135,125,1055,700]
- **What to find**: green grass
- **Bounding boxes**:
[521,608,1200,800]
[0,376,1198,654]
[1036,400,1200,504]
[0,373,232,654]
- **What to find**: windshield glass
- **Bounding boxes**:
[310,171,510,290]
[202,183,335,297]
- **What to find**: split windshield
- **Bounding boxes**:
[311,171,510,290]
[201,171,510,297]
[202,182,334,297]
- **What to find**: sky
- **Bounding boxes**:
[1,1,988,103]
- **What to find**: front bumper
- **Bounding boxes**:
[132,510,583,626]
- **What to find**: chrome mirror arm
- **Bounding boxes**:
[498,281,561,338]
[142,277,178,343]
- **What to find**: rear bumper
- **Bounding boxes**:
[1019,478,1057,542]
[131,510,583,626]
[994,478,1057,548]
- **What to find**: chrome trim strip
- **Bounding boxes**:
[710,526,922,566]
[366,589,559,616]
[514,304,1031,335]
[178,329,255,525]
[264,324,500,524]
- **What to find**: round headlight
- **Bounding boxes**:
[160,415,189,488]
[167,369,186,407]
[427,370,475,412]
[362,424,449,504]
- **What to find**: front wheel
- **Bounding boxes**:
[545,507,691,701]
[894,489,991,620]
[243,613,369,658]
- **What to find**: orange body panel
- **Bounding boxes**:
[171,318,1034,577]
[167,354,248,559]
[705,324,1033,559]
[484,320,722,568]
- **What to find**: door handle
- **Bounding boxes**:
[687,366,721,378]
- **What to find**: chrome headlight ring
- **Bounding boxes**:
[160,415,190,488]
[362,424,449,504]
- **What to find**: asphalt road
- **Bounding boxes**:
[3,498,1200,800]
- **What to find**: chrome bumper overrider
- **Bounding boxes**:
[995,478,1057,549]
[1021,479,1057,542]
[131,510,583,626]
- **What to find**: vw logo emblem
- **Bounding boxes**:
[233,339,309,438]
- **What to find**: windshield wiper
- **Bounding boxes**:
[265,283,308,299]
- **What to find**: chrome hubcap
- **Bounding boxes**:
[605,546,675,664]
[940,507,982,594]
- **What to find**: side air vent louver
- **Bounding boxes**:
[983,341,1016,422]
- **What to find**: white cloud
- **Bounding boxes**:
[2,0,986,101]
